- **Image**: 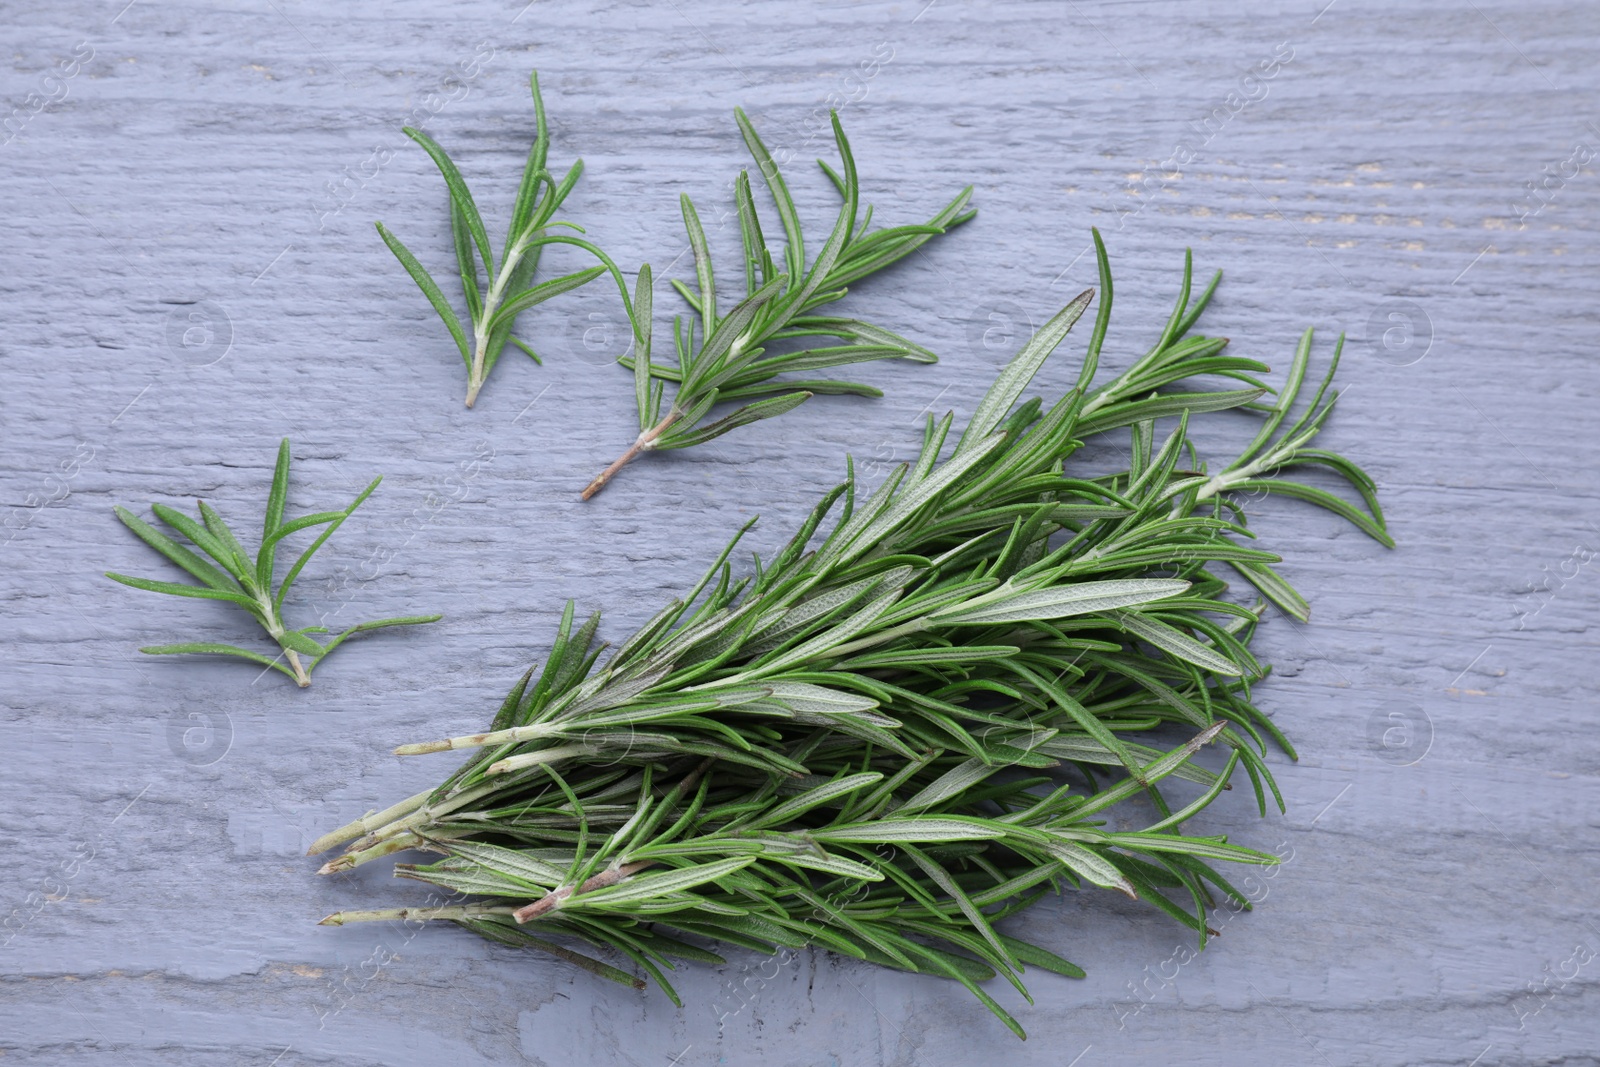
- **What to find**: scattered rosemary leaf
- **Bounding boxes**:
[581,108,974,498]
[378,71,631,408]
[107,439,439,687]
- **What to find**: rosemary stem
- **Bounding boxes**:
[285,649,311,688]
[1193,458,1267,505]
[466,340,488,408]
[486,742,597,777]
[342,778,507,856]
[465,241,527,408]
[319,905,517,926]
[394,721,557,756]
[466,317,498,409]
[261,599,312,687]
[580,409,683,500]
[513,859,657,923]
[318,832,423,874]
[306,788,434,856]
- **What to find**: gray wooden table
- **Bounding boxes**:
[2,1,1596,1064]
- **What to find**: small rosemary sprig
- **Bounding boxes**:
[378,71,630,407]
[314,231,1389,1035]
[107,439,440,687]
[580,108,974,498]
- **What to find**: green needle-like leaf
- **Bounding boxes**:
[197,502,254,586]
[376,221,471,367]
[735,106,805,281]
[1231,478,1395,547]
[278,630,327,657]
[149,502,240,581]
[1105,608,1243,676]
[956,289,1094,455]
[632,264,656,432]
[488,266,606,331]
[139,642,300,679]
[106,573,259,608]
[1230,559,1312,622]
[258,439,292,589]
[507,72,552,245]
[451,197,484,321]
[315,615,444,663]
[932,579,1190,626]
[681,194,716,340]
[402,126,495,276]
[274,476,380,615]
[562,857,758,911]
[655,391,812,450]
[112,506,239,594]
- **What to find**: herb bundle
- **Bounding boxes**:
[580,109,973,498]
[312,233,1389,1036]
[107,439,440,687]
[378,72,628,407]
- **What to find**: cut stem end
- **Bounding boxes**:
[286,649,311,688]
[580,411,681,501]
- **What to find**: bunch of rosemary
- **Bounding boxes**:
[312,233,1389,1037]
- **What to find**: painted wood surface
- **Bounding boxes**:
[1,1,1596,1063]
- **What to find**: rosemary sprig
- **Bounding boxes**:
[315,231,1389,1034]
[378,71,630,407]
[580,108,974,498]
[107,439,440,687]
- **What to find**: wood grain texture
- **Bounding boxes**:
[1,0,1596,1063]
